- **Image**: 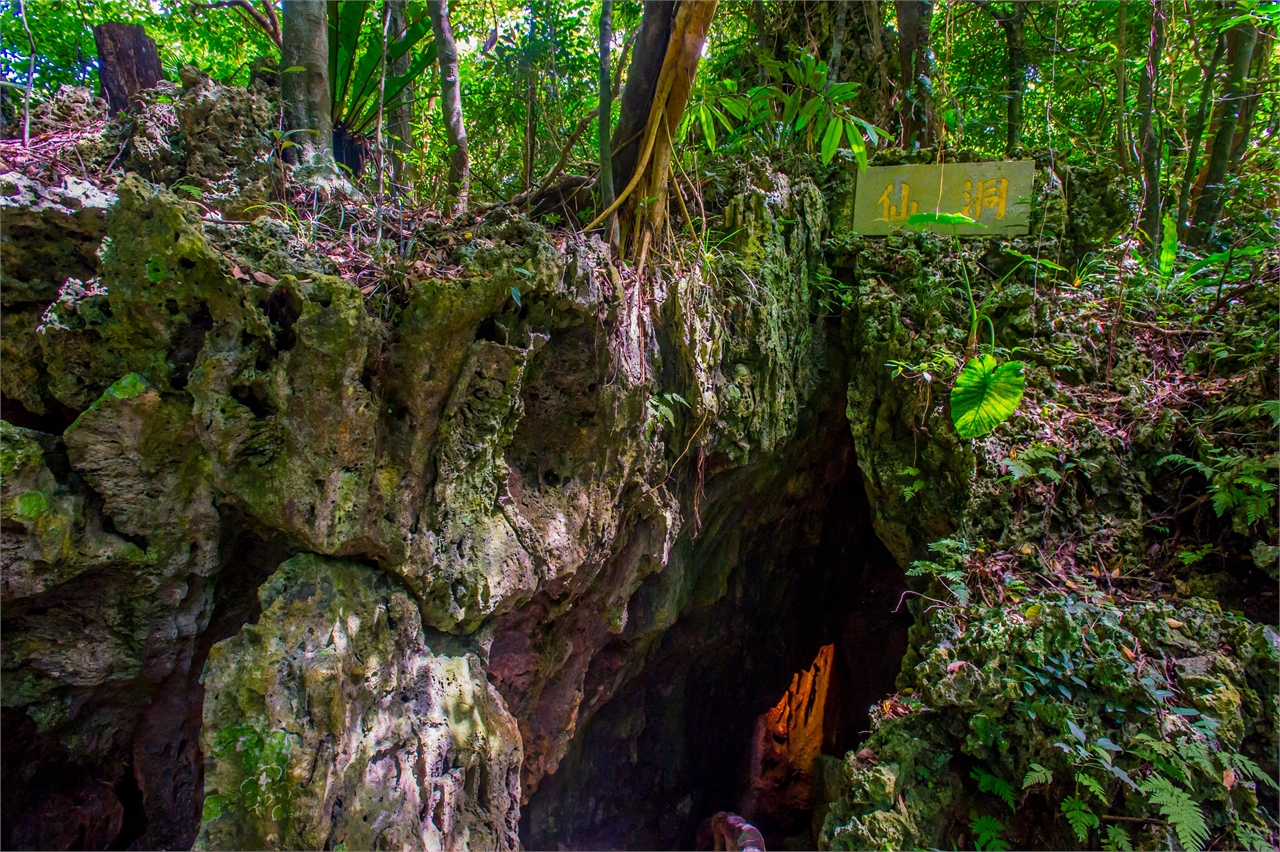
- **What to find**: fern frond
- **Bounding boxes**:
[1062,796,1099,844]
[1023,763,1053,788]
[1142,775,1208,852]
[1102,824,1133,851]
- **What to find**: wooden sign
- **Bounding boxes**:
[850,160,1035,236]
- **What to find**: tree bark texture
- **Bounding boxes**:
[93,23,164,115]
[428,0,470,217]
[990,3,1027,156]
[1229,26,1272,170]
[1176,32,1225,240]
[894,0,937,147]
[826,0,849,89]
[1189,19,1258,245]
[281,0,332,164]
[598,0,616,210]
[588,0,718,264]
[1135,0,1167,253]
[611,1,677,194]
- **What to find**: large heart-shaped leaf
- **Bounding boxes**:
[950,355,1025,438]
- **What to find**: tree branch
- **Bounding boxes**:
[194,0,282,48]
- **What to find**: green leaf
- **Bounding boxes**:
[1022,763,1053,788]
[510,286,522,307]
[699,104,717,150]
[820,116,843,165]
[280,65,307,73]
[1004,248,1067,272]
[1061,796,1099,843]
[1158,213,1178,278]
[950,356,1026,439]
[908,211,979,228]
[972,767,1016,811]
[1177,243,1267,280]
[1142,775,1208,852]
[1102,824,1133,851]
[795,95,823,131]
[1067,719,1087,744]
[844,118,868,172]
[970,815,1008,852]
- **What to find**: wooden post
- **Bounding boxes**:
[93,23,164,115]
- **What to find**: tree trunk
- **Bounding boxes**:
[611,1,677,193]
[991,3,1027,156]
[1228,26,1271,170]
[1188,19,1257,246]
[827,0,849,89]
[598,0,616,210]
[1115,2,1128,169]
[588,0,718,264]
[523,9,537,193]
[93,22,164,115]
[1175,32,1224,241]
[894,0,937,147]
[428,0,469,218]
[1135,0,1167,254]
[387,0,414,185]
[281,1,332,167]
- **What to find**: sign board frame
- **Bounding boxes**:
[850,160,1036,236]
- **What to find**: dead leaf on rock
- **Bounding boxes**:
[252,270,277,285]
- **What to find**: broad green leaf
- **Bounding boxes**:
[1158,213,1178,277]
[950,356,1025,438]
[795,96,823,131]
[781,88,803,126]
[1178,243,1267,279]
[820,115,843,164]
[909,211,978,228]
[844,119,868,172]
[699,104,717,150]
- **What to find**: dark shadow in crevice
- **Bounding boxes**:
[521,359,911,851]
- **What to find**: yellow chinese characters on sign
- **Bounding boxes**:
[851,160,1034,236]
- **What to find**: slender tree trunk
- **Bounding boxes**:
[894,0,937,147]
[1189,19,1258,245]
[93,22,164,115]
[754,0,767,84]
[611,1,677,193]
[588,0,718,262]
[281,1,332,167]
[827,0,849,89]
[992,3,1027,156]
[428,0,469,217]
[1115,2,1128,169]
[1135,0,1167,254]
[523,9,537,193]
[598,0,616,210]
[1176,32,1225,241]
[387,0,413,186]
[1229,27,1271,170]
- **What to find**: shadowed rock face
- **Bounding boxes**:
[2,156,932,851]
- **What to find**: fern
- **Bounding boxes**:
[1023,763,1053,788]
[1061,795,1099,843]
[969,815,1010,852]
[972,767,1016,811]
[1223,752,1280,791]
[1076,771,1107,802]
[1102,824,1134,851]
[1142,775,1208,852]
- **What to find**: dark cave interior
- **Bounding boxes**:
[521,387,912,851]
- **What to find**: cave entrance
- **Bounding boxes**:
[521,383,911,851]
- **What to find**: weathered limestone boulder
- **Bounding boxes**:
[197,553,521,851]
